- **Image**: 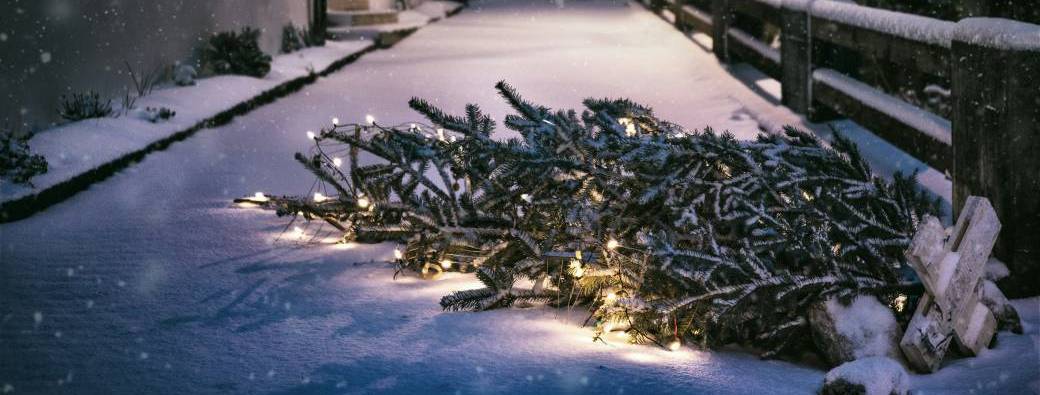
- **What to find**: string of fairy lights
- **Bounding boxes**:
[234,114,690,352]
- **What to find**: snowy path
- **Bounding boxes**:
[1,1,1037,394]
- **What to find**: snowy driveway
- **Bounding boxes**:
[1,1,1036,394]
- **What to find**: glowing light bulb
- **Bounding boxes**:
[520,193,532,203]
[253,192,269,202]
[332,117,340,125]
[575,250,583,260]
[313,192,327,203]
[605,292,617,302]
[356,196,370,209]
[332,157,343,167]
[894,294,908,312]
[393,248,403,260]
[436,128,445,141]
[668,339,682,352]
[306,130,316,140]
[569,259,584,278]
[440,259,452,269]
[618,117,637,136]
[365,114,375,125]
[606,238,620,250]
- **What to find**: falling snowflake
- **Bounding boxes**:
[40,52,51,64]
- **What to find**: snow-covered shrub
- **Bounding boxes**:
[281,23,317,54]
[0,130,48,187]
[821,356,908,395]
[173,64,197,86]
[202,28,272,78]
[58,91,113,121]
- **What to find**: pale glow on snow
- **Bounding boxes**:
[668,339,682,352]
[331,241,358,250]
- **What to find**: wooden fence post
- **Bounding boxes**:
[711,0,731,63]
[310,0,328,46]
[780,0,812,114]
[951,18,1040,297]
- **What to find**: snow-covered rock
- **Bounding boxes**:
[821,356,909,395]
[809,295,902,366]
[985,257,1010,281]
[982,279,1023,334]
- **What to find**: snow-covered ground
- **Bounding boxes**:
[0,40,373,204]
[1,0,1036,393]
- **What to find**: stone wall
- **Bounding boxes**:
[0,0,313,130]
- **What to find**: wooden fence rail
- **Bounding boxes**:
[645,0,1040,296]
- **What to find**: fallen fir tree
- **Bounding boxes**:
[236,82,939,359]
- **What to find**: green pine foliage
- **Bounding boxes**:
[203,28,272,78]
[1,130,48,187]
[281,23,317,54]
[243,82,938,358]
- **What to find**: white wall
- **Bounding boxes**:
[0,0,312,130]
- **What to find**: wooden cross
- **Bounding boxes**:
[900,196,1001,372]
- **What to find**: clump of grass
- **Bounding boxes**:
[202,27,272,78]
[58,91,113,121]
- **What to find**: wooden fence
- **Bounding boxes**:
[644,0,1039,295]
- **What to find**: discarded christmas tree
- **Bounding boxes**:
[237,82,939,358]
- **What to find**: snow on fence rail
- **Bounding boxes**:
[645,0,1040,296]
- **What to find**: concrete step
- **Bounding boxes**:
[328,10,400,27]
[328,0,369,11]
